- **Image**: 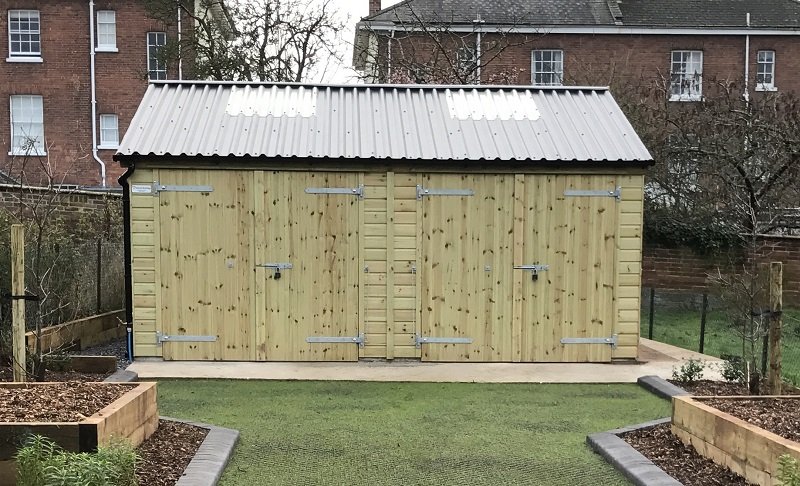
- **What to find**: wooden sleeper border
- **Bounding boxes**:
[672,395,800,486]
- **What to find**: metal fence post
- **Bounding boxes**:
[699,293,708,354]
[648,287,655,340]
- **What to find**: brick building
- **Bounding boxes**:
[355,0,800,96]
[0,1,187,188]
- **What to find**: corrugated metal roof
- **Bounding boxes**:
[116,82,652,164]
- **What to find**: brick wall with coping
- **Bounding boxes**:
[642,236,800,301]
[0,183,121,218]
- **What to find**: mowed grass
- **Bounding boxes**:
[642,307,800,383]
[158,380,669,486]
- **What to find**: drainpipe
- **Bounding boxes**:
[89,0,107,188]
[744,12,751,102]
[177,5,183,79]
[118,162,136,362]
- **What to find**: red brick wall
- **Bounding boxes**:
[388,32,800,93]
[0,184,121,218]
[0,1,179,188]
[643,237,800,301]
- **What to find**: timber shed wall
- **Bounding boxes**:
[127,163,644,363]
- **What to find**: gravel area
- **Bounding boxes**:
[69,338,129,369]
[136,419,209,486]
[622,423,754,486]
[0,382,134,422]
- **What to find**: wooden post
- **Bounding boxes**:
[768,262,783,394]
[11,225,26,382]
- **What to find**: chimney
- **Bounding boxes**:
[369,0,382,16]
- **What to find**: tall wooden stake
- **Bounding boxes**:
[11,225,26,382]
[768,261,783,395]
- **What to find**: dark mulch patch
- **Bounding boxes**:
[136,419,209,486]
[0,366,111,383]
[0,382,133,422]
[68,339,129,370]
[668,379,800,396]
[623,423,754,486]
[703,397,800,443]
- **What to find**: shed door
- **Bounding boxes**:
[158,170,255,361]
[419,174,515,361]
[255,172,360,361]
[518,175,618,362]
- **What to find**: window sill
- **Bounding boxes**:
[97,145,119,150]
[6,56,43,63]
[755,86,778,92]
[95,47,118,53]
[669,95,703,102]
[9,151,47,157]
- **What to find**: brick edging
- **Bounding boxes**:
[162,416,240,486]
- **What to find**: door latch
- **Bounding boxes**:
[514,264,550,281]
[256,262,293,280]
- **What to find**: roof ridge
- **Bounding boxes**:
[149,80,611,91]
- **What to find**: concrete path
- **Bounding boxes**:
[129,339,723,383]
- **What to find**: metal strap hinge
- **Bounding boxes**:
[156,332,218,345]
[564,186,621,201]
[150,182,214,196]
[306,334,365,348]
[305,184,364,199]
[416,185,475,200]
[560,334,618,349]
[415,334,474,349]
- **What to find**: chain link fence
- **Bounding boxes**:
[641,288,800,385]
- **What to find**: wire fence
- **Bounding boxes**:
[641,287,800,385]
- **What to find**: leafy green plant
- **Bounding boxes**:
[16,435,137,486]
[778,454,800,486]
[672,358,705,384]
[719,355,746,384]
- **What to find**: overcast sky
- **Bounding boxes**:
[318,0,402,83]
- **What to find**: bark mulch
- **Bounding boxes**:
[702,397,800,443]
[622,423,754,486]
[0,381,133,422]
[136,419,209,486]
[619,379,800,485]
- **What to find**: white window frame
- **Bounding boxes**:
[7,10,42,63]
[147,32,167,81]
[670,50,703,101]
[9,95,46,156]
[98,114,119,149]
[531,49,564,86]
[96,10,117,52]
[755,50,776,92]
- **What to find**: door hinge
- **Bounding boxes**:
[560,334,618,349]
[306,333,365,348]
[305,184,364,199]
[564,187,621,201]
[150,182,214,197]
[156,332,218,345]
[416,185,475,200]
[415,334,473,349]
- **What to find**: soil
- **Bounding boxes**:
[0,366,111,383]
[668,379,800,396]
[702,397,800,443]
[136,419,209,486]
[623,423,754,486]
[621,379,800,485]
[0,382,133,422]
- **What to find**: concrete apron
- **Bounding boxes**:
[128,339,724,383]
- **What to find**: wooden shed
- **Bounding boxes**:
[114,81,653,363]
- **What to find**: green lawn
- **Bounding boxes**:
[158,380,669,486]
[642,307,800,383]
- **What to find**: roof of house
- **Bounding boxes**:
[364,0,800,29]
[115,81,652,164]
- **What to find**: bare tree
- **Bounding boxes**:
[146,0,347,81]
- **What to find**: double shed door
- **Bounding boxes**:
[158,170,360,361]
[418,174,619,362]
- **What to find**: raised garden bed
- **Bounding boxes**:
[672,395,800,485]
[0,382,158,486]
